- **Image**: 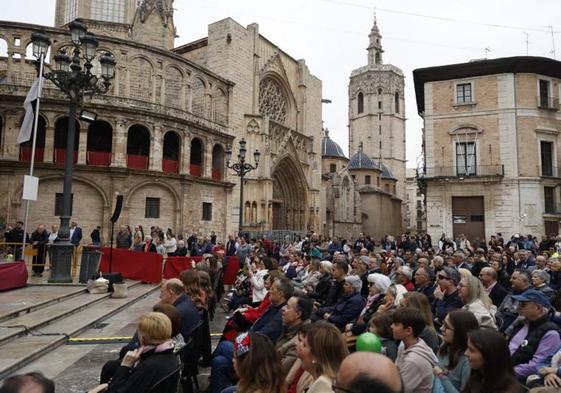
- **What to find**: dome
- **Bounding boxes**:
[378,161,397,180]
[321,131,346,159]
[348,150,379,170]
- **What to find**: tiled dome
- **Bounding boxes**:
[348,150,379,170]
[378,161,397,180]
[321,131,346,159]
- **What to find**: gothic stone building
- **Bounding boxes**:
[414,56,561,242]
[0,0,322,243]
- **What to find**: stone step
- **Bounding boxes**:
[0,281,142,346]
[0,283,158,380]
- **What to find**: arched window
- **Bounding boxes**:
[190,138,203,177]
[212,144,224,180]
[244,201,251,225]
[252,202,258,224]
[127,124,150,170]
[357,92,364,114]
[19,115,46,162]
[87,120,112,166]
[259,77,288,124]
[395,92,400,114]
[162,131,180,173]
[54,117,80,165]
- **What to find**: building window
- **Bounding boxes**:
[545,187,556,213]
[202,202,212,221]
[416,188,421,197]
[329,163,337,173]
[378,101,382,110]
[395,92,400,113]
[378,113,382,121]
[90,0,126,23]
[145,197,160,218]
[63,0,79,24]
[377,177,380,186]
[55,193,73,216]
[456,83,472,103]
[357,92,364,114]
[379,125,382,135]
[365,175,371,184]
[385,184,390,192]
[456,142,476,176]
[541,141,554,176]
[539,80,551,107]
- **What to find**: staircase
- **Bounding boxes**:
[0,281,158,380]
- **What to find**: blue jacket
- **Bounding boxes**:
[173,293,201,339]
[70,226,82,245]
[433,290,463,326]
[251,301,286,343]
[321,292,365,331]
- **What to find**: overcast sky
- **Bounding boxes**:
[3,0,561,168]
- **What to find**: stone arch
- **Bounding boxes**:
[271,154,308,230]
[127,124,150,170]
[251,201,258,224]
[125,181,180,231]
[357,91,364,114]
[191,76,207,117]
[164,65,183,109]
[129,55,154,101]
[87,120,113,166]
[162,130,181,173]
[213,87,228,124]
[259,73,296,128]
[212,144,224,180]
[244,201,251,224]
[189,137,203,177]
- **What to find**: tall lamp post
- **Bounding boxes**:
[225,139,260,234]
[31,21,116,283]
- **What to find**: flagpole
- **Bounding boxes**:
[21,53,45,258]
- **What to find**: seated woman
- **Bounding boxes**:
[317,275,365,331]
[346,273,391,336]
[91,312,179,393]
[458,275,497,329]
[297,321,349,393]
[400,292,440,353]
[375,283,408,315]
[231,332,286,393]
[368,312,398,361]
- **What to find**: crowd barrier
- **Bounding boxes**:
[99,247,163,283]
[163,255,239,285]
[0,261,28,291]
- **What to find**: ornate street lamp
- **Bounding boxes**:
[225,139,260,233]
[31,21,115,282]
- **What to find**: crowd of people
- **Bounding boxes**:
[3,229,561,393]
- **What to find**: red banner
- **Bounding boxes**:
[223,256,240,285]
[99,247,163,283]
[0,261,28,291]
[163,256,202,279]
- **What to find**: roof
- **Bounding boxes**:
[321,132,346,159]
[377,161,397,180]
[413,56,561,114]
[348,150,379,170]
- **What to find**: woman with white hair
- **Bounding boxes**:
[395,265,415,291]
[376,283,408,314]
[309,260,333,298]
[458,275,497,329]
[317,275,365,331]
[532,269,556,300]
[346,273,391,336]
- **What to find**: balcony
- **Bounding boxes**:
[54,148,78,165]
[19,147,44,162]
[537,96,559,111]
[190,164,202,177]
[419,165,504,179]
[539,165,560,178]
[212,168,222,180]
[162,159,179,174]
[127,154,149,170]
[87,151,111,167]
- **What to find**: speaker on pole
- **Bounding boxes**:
[108,194,123,277]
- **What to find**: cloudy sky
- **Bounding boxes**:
[3,0,560,168]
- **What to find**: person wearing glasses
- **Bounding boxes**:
[458,276,497,329]
[433,267,463,328]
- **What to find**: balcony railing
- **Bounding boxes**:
[19,146,44,162]
[54,148,78,165]
[87,151,111,166]
[162,159,179,174]
[537,96,559,110]
[190,164,202,177]
[419,165,504,179]
[127,154,149,170]
[212,168,222,180]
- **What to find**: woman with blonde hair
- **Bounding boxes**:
[458,275,497,329]
[233,332,286,393]
[297,321,349,393]
[401,291,440,353]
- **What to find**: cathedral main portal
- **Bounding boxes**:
[271,156,307,230]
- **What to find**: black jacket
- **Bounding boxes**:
[107,347,178,393]
[488,282,508,308]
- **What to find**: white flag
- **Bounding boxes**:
[17,77,43,145]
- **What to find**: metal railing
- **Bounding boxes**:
[419,165,504,179]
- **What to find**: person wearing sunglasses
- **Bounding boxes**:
[433,267,463,328]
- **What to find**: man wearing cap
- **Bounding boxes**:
[507,289,561,381]
[497,269,532,333]
[433,266,463,327]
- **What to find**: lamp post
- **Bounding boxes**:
[225,139,260,234]
[31,21,115,283]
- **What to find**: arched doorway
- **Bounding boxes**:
[271,155,307,230]
[127,124,150,170]
[54,117,80,165]
[162,131,180,173]
[87,120,112,166]
[190,138,203,177]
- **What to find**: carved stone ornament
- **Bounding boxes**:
[349,72,404,97]
[259,78,288,125]
[138,0,171,27]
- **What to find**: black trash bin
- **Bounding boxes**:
[79,247,103,283]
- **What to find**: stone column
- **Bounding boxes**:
[180,132,191,175]
[149,124,163,172]
[77,122,87,165]
[111,118,127,168]
[3,111,20,160]
[43,124,55,163]
[204,138,214,178]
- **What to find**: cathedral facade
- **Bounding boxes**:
[0,0,322,242]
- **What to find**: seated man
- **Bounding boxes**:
[508,289,561,382]
[0,372,54,393]
[316,275,365,331]
[335,352,403,393]
[392,307,438,393]
[207,277,293,393]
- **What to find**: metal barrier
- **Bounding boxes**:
[240,230,305,244]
